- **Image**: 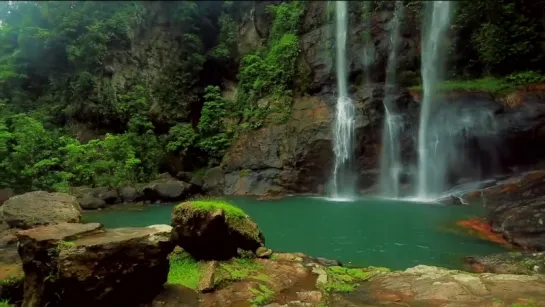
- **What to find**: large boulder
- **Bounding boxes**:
[118,186,142,203]
[16,222,174,307]
[2,191,82,229]
[143,173,194,202]
[79,195,106,210]
[171,200,265,260]
[69,187,121,209]
[477,170,545,250]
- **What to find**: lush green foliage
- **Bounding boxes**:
[234,1,305,129]
[197,86,232,158]
[211,13,238,60]
[0,113,163,192]
[449,0,545,77]
[0,1,238,192]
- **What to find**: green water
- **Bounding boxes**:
[83,196,507,270]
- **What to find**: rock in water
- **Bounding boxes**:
[79,195,107,209]
[2,191,82,229]
[171,200,265,260]
[16,223,174,307]
[480,170,545,250]
[143,173,194,202]
[119,186,141,203]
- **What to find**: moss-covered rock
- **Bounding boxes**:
[171,200,265,260]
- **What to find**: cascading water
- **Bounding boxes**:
[416,1,453,199]
[379,1,405,197]
[330,1,356,200]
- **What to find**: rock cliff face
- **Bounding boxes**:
[218,83,545,196]
[216,1,545,196]
[299,2,420,93]
[216,2,421,195]
[216,86,417,195]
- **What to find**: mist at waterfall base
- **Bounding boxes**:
[379,1,476,201]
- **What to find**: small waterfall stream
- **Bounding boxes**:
[331,1,356,200]
[379,1,405,197]
[416,1,453,199]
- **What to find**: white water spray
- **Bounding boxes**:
[379,1,405,197]
[416,1,453,198]
[331,1,356,200]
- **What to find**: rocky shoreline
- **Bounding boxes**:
[0,192,543,306]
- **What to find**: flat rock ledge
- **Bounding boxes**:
[148,251,545,307]
[16,222,174,307]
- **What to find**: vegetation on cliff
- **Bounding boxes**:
[0,0,544,194]
[0,1,303,193]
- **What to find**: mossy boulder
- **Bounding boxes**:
[171,200,265,260]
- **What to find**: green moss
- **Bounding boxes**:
[248,284,275,306]
[212,257,269,290]
[59,241,76,248]
[239,169,250,177]
[167,252,203,289]
[175,199,262,241]
[409,71,545,96]
[511,300,538,307]
[220,258,264,281]
[410,77,514,95]
[322,266,385,293]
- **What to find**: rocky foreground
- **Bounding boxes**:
[0,194,544,306]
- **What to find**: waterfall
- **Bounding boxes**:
[379,1,405,197]
[416,1,453,198]
[330,1,356,200]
